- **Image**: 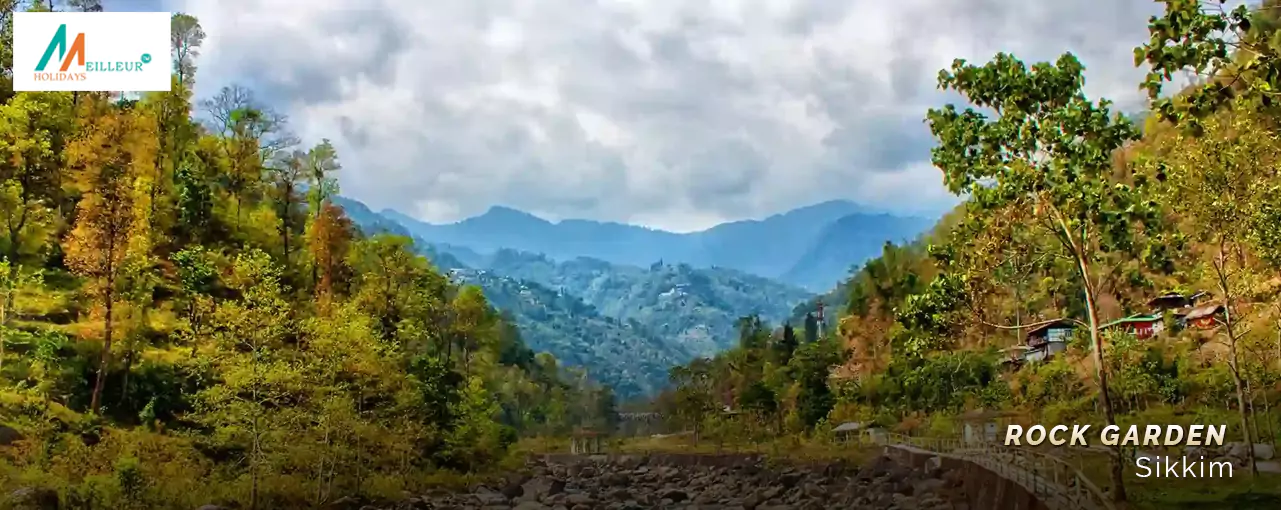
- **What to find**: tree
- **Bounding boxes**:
[0,93,74,264]
[776,322,798,365]
[1137,0,1281,131]
[268,149,307,274]
[307,202,355,311]
[303,139,340,285]
[195,249,292,510]
[171,13,205,87]
[171,245,216,354]
[63,106,156,415]
[925,52,1171,501]
[67,0,103,12]
[200,86,298,228]
[1147,103,1281,476]
[667,360,715,446]
[803,312,818,344]
[0,1,16,103]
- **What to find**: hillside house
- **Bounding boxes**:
[960,410,1019,444]
[1102,313,1165,339]
[1184,303,1226,330]
[1147,291,1208,311]
[1022,319,1074,362]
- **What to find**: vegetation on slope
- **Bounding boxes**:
[0,5,615,509]
[656,2,1281,506]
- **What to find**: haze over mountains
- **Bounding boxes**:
[380,200,933,291]
[332,195,933,397]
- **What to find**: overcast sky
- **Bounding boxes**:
[102,0,1172,232]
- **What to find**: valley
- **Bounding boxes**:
[334,196,916,397]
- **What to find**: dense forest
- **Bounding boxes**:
[656,0,1281,503]
[0,3,617,508]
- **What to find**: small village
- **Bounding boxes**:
[998,291,1228,369]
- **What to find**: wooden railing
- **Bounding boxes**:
[878,433,1114,510]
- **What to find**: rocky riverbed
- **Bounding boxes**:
[7,453,969,510]
[377,454,968,510]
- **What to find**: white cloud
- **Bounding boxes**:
[151,0,1164,231]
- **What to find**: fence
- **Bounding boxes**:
[878,433,1114,510]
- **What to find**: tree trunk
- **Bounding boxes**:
[0,291,7,375]
[89,289,114,415]
[1216,244,1259,477]
[1077,255,1127,502]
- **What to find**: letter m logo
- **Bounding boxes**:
[35,24,85,72]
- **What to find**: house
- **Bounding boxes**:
[998,346,1028,370]
[1184,303,1226,330]
[833,422,863,443]
[1147,291,1208,311]
[1102,313,1165,339]
[960,410,1019,444]
[1022,319,1074,362]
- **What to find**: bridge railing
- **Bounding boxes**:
[879,433,1114,510]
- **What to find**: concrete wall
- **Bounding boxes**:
[884,445,1050,510]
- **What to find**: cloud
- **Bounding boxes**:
[147,0,1165,231]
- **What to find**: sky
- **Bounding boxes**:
[102,0,1176,232]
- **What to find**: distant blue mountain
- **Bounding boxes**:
[380,200,932,291]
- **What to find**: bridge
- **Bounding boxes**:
[610,412,1113,509]
[876,433,1114,510]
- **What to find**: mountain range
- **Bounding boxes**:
[331,196,932,397]
[379,200,933,291]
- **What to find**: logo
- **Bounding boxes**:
[35,24,86,73]
[14,12,171,92]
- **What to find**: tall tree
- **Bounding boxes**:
[63,105,157,414]
[304,139,340,285]
[1148,103,1281,476]
[776,322,798,365]
[269,149,307,273]
[803,312,818,344]
[926,52,1170,502]
[171,13,205,87]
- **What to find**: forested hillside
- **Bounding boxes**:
[326,200,813,397]
[0,5,616,508]
[656,2,1281,506]
[474,249,813,355]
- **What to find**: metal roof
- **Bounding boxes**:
[1101,313,1163,329]
[833,422,863,432]
[1185,303,1225,321]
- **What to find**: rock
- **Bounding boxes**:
[6,488,60,510]
[660,488,688,503]
[0,425,24,446]
[513,503,549,510]
[1255,443,1276,460]
[325,495,363,510]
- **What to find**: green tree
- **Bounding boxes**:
[1146,104,1281,476]
[170,13,205,87]
[64,105,157,415]
[0,93,73,264]
[925,52,1171,501]
[775,322,798,365]
[1137,0,1281,131]
[803,312,818,344]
